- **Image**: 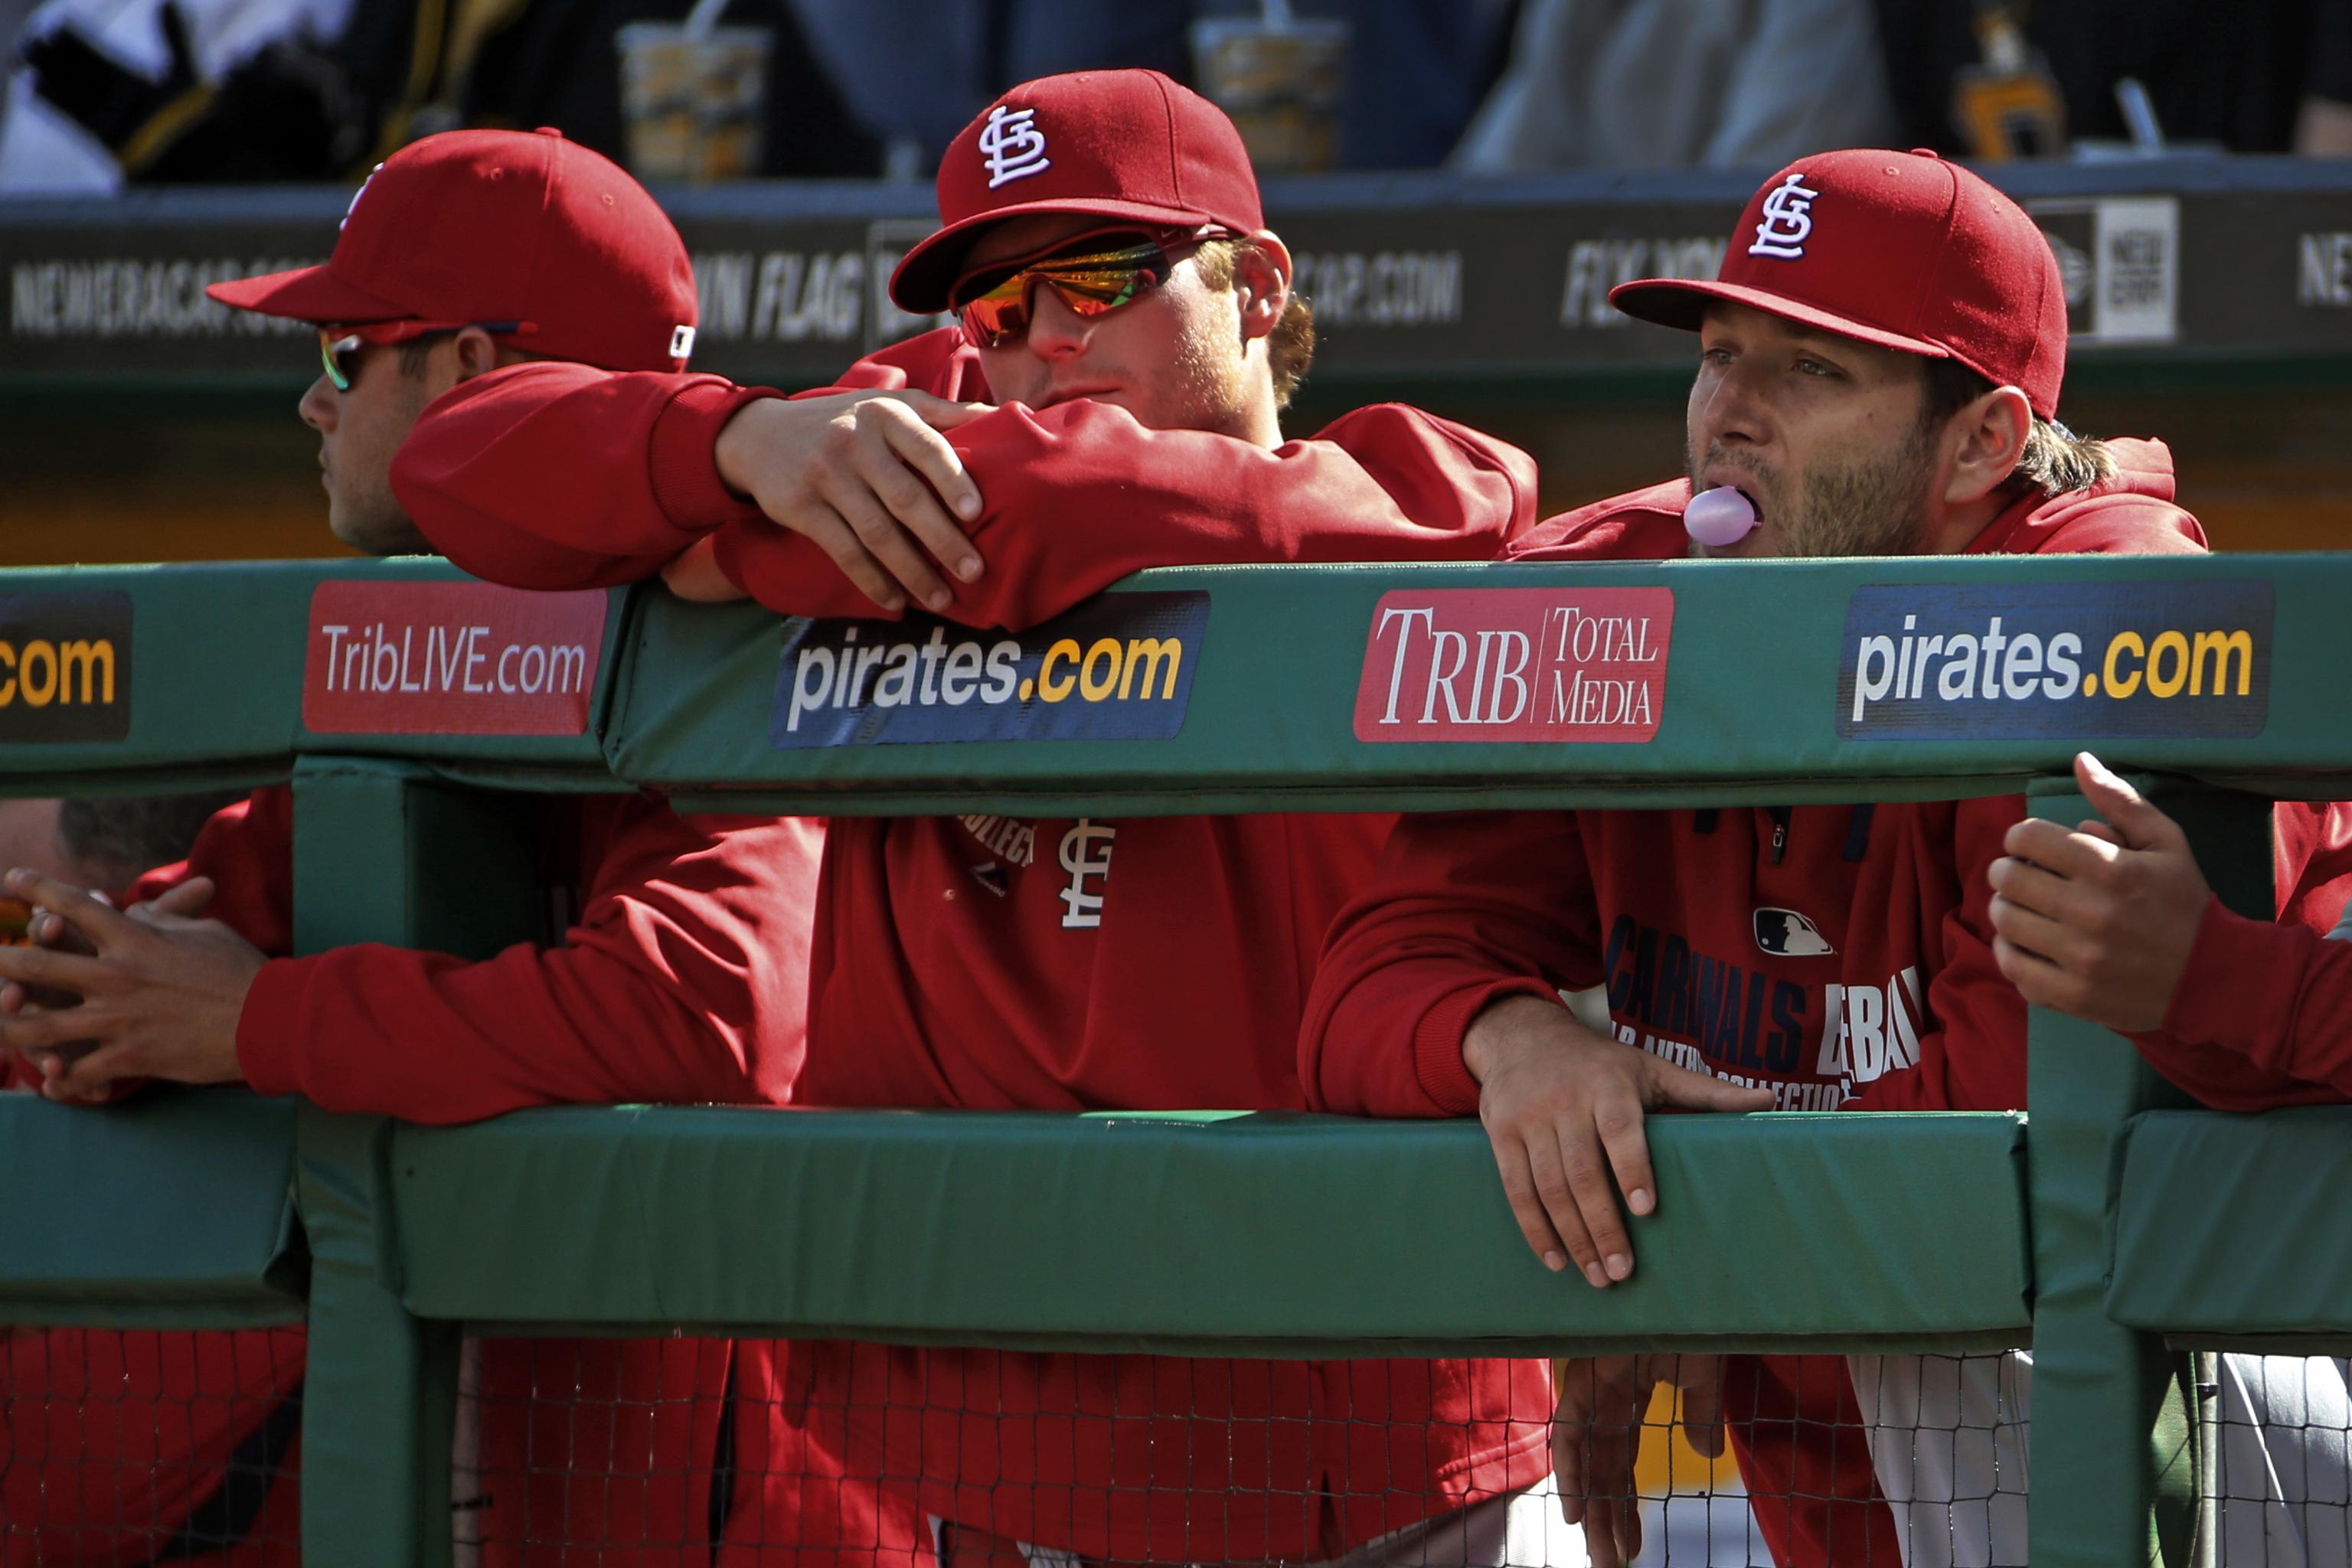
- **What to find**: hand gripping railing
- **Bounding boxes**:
[0,552,2346,1566]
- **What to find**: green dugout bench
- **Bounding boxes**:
[0,550,2341,1565]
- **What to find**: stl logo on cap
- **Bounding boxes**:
[1748,172,1821,260]
[979,104,1051,188]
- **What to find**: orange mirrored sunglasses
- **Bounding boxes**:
[948,227,1230,348]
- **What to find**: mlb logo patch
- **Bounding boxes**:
[1754,907,1834,956]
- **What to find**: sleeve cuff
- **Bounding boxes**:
[234,957,312,1099]
[1414,979,1554,1116]
[710,517,760,598]
[2158,896,2279,1058]
[648,381,780,533]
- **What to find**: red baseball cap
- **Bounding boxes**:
[890,69,1264,314]
[208,128,698,374]
[1611,149,2067,418]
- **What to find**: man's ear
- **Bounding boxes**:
[449,325,505,385]
[1230,231,1292,345]
[1942,384,2034,506]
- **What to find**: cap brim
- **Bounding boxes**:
[890,196,1230,312]
[206,263,412,325]
[1609,276,1953,363]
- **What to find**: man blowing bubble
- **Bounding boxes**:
[1301,149,2218,1568]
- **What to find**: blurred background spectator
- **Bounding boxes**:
[0,0,1517,191]
[1875,0,2352,160]
[612,0,1521,179]
[3,0,356,189]
[9,0,2352,194]
[0,0,880,191]
[1449,0,1896,171]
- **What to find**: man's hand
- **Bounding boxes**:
[712,390,994,614]
[1464,995,1775,1286]
[0,875,214,1017]
[1988,751,2210,1032]
[0,869,263,1101]
[1552,1353,1726,1568]
[16,874,214,954]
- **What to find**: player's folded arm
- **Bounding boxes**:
[1301,808,1604,1118]
[390,327,979,596]
[2131,900,2352,1110]
[712,397,1532,632]
[239,916,756,1124]
[397,339,1534,632]
[235,808,815,1123]
[392,360,754,590]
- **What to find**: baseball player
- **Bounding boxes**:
[1986,760,2352,1566]
[0,129,826,1563]
[1988,753,2352,1103]
[1300,149,2216,1568]
[386,69,1572,1568]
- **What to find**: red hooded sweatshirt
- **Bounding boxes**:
[2128,797,2352,1109]
[1,748,824,1557]
[1302,443,2207,1566]
[390,326,1560,1564]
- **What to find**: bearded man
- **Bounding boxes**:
[1302,148,2213,1568]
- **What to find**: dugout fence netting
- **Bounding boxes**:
[18,1331,2352,1565]
[0,1331,1998,1566]
[0,1325,306,1565]
[2204,1352,2352,1568]
[462,1338,2050,1567]
[450,1341,2352,1565]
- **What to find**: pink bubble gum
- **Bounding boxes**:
[1683,486,1759,547]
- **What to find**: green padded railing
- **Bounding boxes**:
[0,1091,302,1328]
[5,552,2348,809]
[0,560,626,798]
[387,1107,2029,1357]
[2109,1108,2352,1354]
[0,551,2341,1566]
[616,553,2350,816]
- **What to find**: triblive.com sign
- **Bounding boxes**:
[1836,580,2272,740]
